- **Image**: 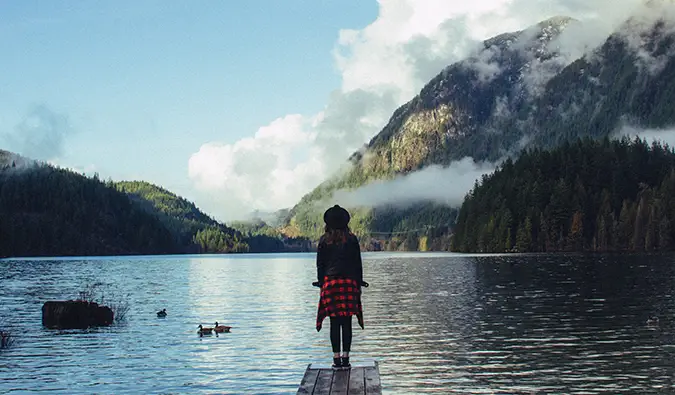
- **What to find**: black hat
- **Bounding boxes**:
[323,205,350,229]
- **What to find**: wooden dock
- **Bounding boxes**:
[296,360,381,395]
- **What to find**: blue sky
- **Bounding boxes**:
[0,0,641,221]
[0,1,376,207]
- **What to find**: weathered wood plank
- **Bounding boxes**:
[296,364,319,395]
[364,363,382,394]
[331,369,350,395]
[347,367,365,394]
[297,361,380,395]
[313,369,334,395]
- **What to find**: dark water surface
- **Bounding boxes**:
[1,253,674,394]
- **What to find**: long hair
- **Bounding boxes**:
[323,224,351,245]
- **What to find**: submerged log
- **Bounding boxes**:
[42,301,114,329]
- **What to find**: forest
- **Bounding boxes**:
[114,181,248,253]
[0,161,310,257]
[0,163,177,257]
[451,137,675,253]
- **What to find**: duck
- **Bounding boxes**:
[0,331,9,348]
[157,309,167,318]
[214,322,232,333]
[646,316,659,326]
[197,324,214,335]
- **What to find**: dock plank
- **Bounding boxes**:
[331,369,350,395]
[297,364,319,394]
[364,363,382,394]
[313,369,334,395]
[347,367,365,394]
[297,361,380,395]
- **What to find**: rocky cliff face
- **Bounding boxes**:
[360,16,577,170]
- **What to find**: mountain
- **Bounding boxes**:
[114,181,248,253]
[286,5,675,250]
[515,16,675,147]
[114,181,312,253]
[245,208,291,228]
[229,218,312,252]
[0,161,177,257]
[0,148,312,257]
[0,150,31,169]
[285,16,580,247]
[451,136,675,252]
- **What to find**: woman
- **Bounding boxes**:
[315,205,367,369]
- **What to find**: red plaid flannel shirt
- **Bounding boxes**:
[316,276,364,331]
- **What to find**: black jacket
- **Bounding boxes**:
[316,233,363,284]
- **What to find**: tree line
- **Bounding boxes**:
[0,164,310,257]
[451,136,675,252]
[0,164,177,257]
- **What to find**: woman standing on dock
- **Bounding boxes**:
[315,204,367,369]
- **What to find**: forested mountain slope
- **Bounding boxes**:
[452,137,675,253]
[115,181,248,253]
[0,160,307,257]
[0,163,177,257]
[287,5,675,250]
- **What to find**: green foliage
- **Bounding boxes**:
[115,181,217,225]
[0,164,177,257]
[451,137,675,252]
[114,181,248,253]
[230,219,286,252]
[193,225,248,253]
[0,162,304,256]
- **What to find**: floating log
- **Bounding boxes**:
[297,360,381,395]
[42,300,114,329]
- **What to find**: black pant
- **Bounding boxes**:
[330,316,353,353]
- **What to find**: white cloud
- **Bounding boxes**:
[188,114,324,212]
[617,124,675,147]
[189,0,649,220]
[614,0,675,75]
[331,157,496,208]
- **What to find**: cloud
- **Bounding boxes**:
[613,0,675,75]
[0,151,35,172]
[2,104,74,162]
[188,114,324,213]
[189,0,651,220]
[617,124,675,147]
[331,157,496,208]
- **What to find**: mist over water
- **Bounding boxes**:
[1,253,674,394]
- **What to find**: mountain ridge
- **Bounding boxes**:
[0,156,312,257]
[284,5,675,249]
[285,15,583,244]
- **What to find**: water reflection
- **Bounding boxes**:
[1,253,674,394]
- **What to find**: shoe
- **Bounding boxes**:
[332,357,342,368]
[341,357,351,368]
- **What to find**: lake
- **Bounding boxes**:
[1,252,674,394]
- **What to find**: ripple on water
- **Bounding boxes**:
[1,253,675,394]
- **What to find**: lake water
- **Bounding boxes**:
[1,252,674,394]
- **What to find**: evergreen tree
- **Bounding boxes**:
[451,137,675,252]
